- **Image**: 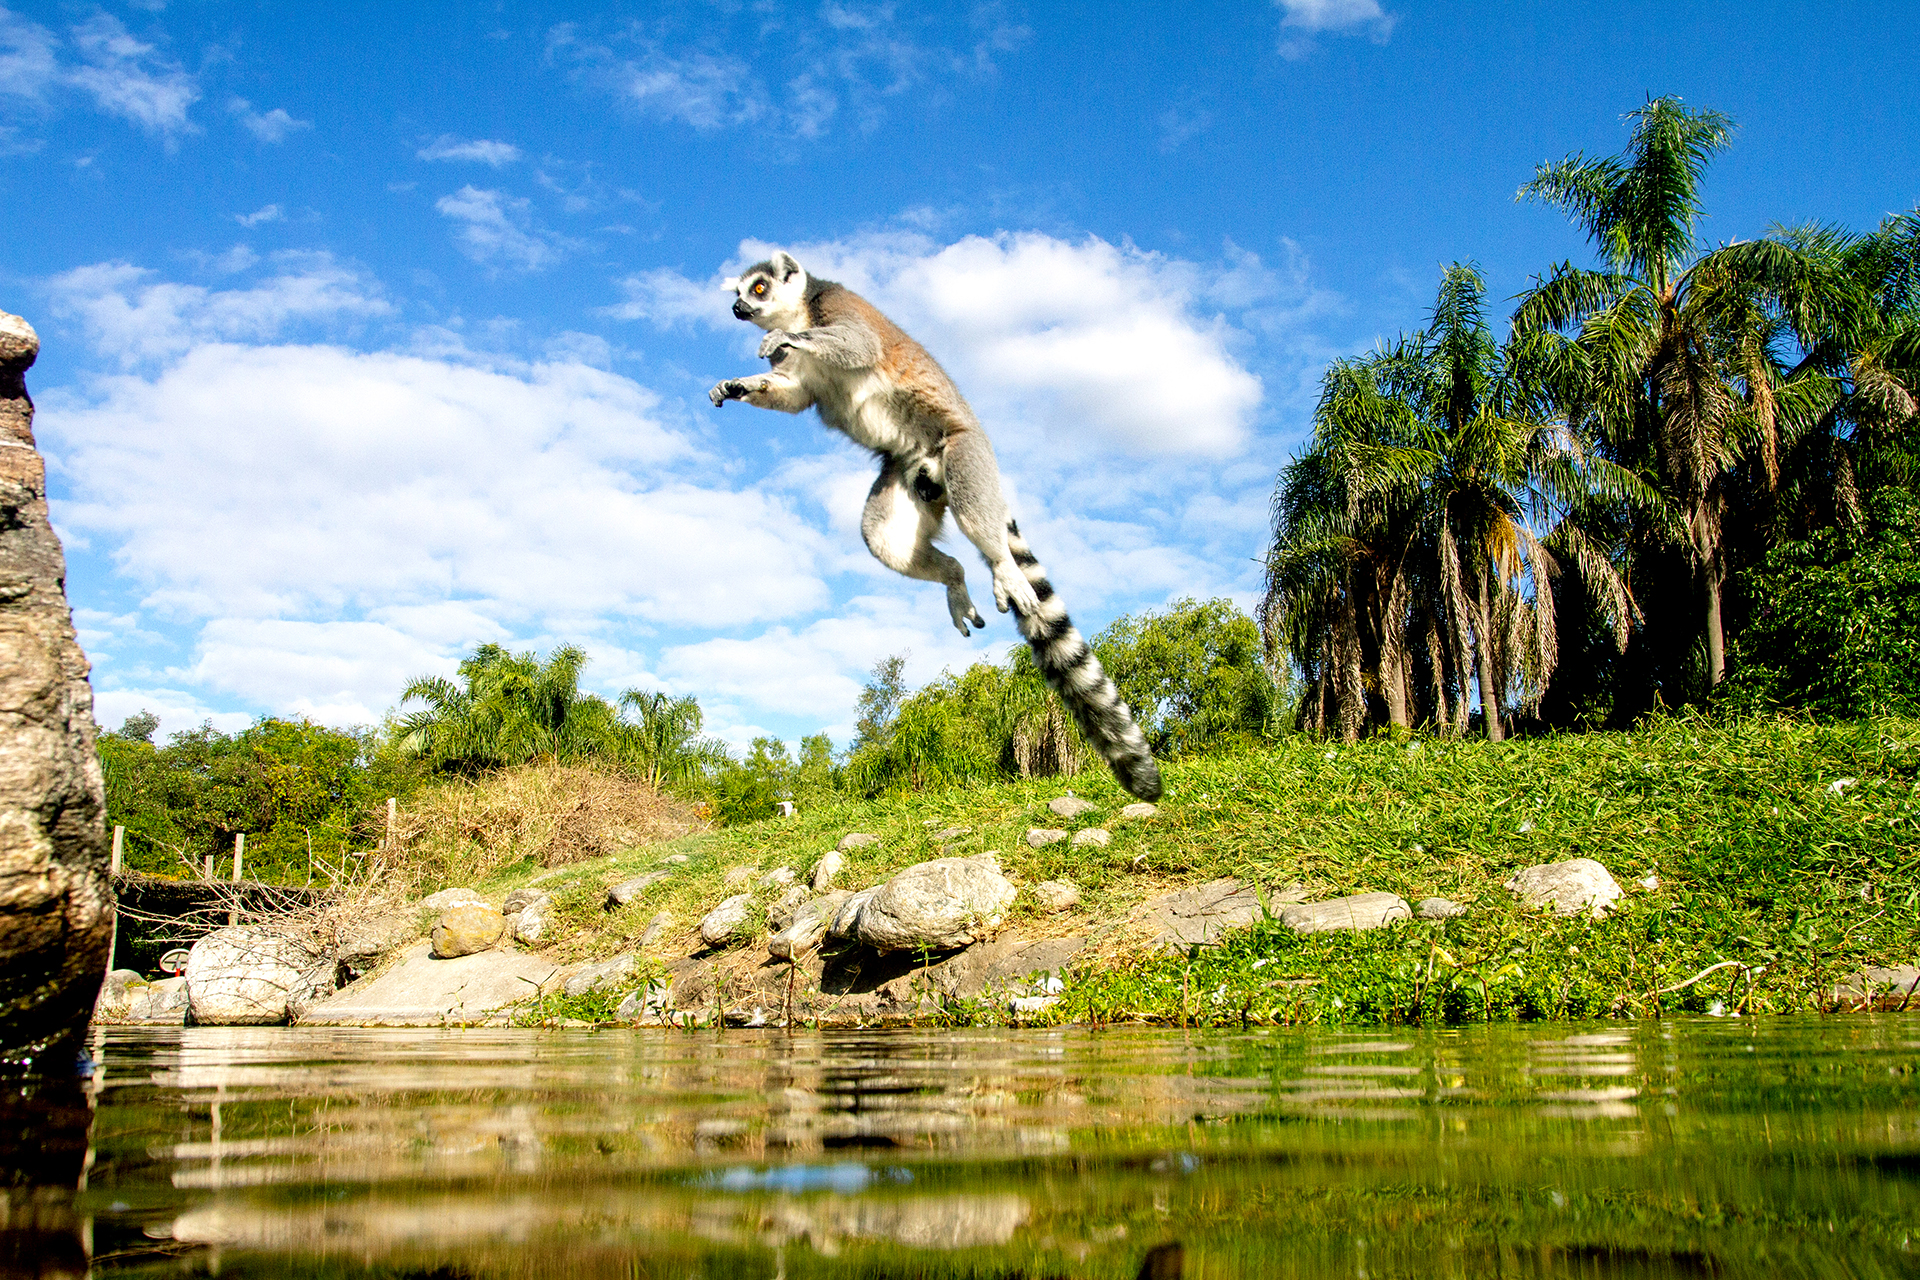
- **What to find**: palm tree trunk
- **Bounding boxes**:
[1703,557,1725,687]
[1474,566,1505,742]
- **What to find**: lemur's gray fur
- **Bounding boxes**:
[710,250,1162,801]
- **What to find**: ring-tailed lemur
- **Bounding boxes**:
[709,250,1162,801]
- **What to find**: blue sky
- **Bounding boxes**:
[4,0,1915,750]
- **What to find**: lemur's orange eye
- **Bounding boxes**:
[752,282,767,296]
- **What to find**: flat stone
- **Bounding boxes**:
[1120,802,1158,819]
[1009,995,1060,1017]
[932,826,972,842]
[923,936,1087,999]
[302,942,561,1025]
[1027,828,1068,848]
[336,912,414,968]
[419,888,486,913]
[849,855,1018,953]
[1279,892,1412,934]
[185,927,332,1025]
[1505,858,1624,918]
[1416,897,1467,920]
[1070,828,1111,848]
[838,833,881,852]
[1141,878,1264,950]
[769,890,854,960]
[564,952,638,997]
[811,849,846,892]
[759,866,797,889]
[723,866,757,888]
[503,887,550,915]
[1049,796,1098,819]
[432,904,506,958]
[662,853,690,865]
[513,898,553,944]
[768,883,812,930]
[606,870,671,908]
[1831,965,1920,1008]
[639,911,675,947]
[700,894,756,947]
[1032,880,1081,912]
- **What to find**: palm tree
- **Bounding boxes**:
[1514,96,1862,691]
[396,644,618,771]
[617,689,727,790]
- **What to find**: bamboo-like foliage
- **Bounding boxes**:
[396,644,621,772]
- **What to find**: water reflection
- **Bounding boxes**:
[7,1018,1914,1277]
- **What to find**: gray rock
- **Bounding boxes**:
[662,853,690,865]
[502,887,550,915]
[335,913,414,968]
[563,952,637,997]
[185,927,332,1025]
[135,976,189,1022]
[700,894,756,947]
[759,866,797,890]
[1009,995,1060,1017]
[723,865,757,888]
[1027,828,1069,848]
[827,886,881,942]
[431,904,506,958]
[768,883,812,930]
[302,942,561,1025]
[1141,879,1266,950]
[606,870,671,908]
[849,855,1018,953]
[811,849,847,892]
[513,897,554,944]
[1505,858,1624,918]
[614,982,671,1024]
[0,308,115,1060]
[639,911,674,947]
[769,890,854,960]
[419,887,486,913]
[1416,897,1467,920]
[1049,796,1098,819]
[838,833,881,852]
[92,970,146,1021]
[1070,828,1111,848]
[1279,892,1412,934]
[1031,880,1081,912]
[1831,965,1920,1009]
[932,826,972,842]
[1120,802,1158,819]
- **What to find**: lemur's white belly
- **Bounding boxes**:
[804,361,912,455]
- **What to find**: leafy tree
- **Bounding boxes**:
[851,654,908,752]
[396,644,621,772]
[1095,598,1281,756]
[616,689,727,790]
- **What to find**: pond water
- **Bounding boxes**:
[13,1017,1920,1278]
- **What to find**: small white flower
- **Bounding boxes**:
[1517,820,1534,834]
[1638,873,1660,891]
[1829,777,1858,795]
[1324,750,1337,761]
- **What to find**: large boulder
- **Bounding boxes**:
[133,976,188,1022]
[700,894,755,947]
[846,855,1016,953]
[0,311,115,1060]
[768,890,853,960]
[335,912,414,973]
[1505,859,1623,918]
[431,904,505,958]
[185,926,332,1025]
[1278,892,1412,934]
[302,942,561,1025]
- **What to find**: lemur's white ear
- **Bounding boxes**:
[770,250,801,280]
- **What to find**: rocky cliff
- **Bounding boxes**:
[0,310,112,1064]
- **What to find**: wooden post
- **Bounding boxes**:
[203,854,214,880]
[110,825,124,876]
[306,828,313,887]
[233,832,244,883]
[385,797,397,850]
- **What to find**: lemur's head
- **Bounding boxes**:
[729,250,808,331]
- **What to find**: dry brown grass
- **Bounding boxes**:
[389,763,702,892]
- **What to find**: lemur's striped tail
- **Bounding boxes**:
[1004,520,1163,802]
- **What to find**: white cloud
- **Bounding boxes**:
[92,686,254,742]
[65,13,197,138]
[602,266,729,326]
[42,252,392,366]
[434,186,573,272]
[1159,104,1211,152]
[0,7,58,101]
[1274,0,1397,58]
[607,49,770,131]
[227,97,310,143]
[417,134,522,166]
[235,203,283,227]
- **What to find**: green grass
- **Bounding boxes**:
[451,712,1920,1026]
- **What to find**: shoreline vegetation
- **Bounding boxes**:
[94,95,1920,1031]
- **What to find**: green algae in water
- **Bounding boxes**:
[51,1018,1920,1277]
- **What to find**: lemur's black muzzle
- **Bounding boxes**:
[732,298,752,320]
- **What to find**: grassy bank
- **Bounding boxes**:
[412,713,1920,1027]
